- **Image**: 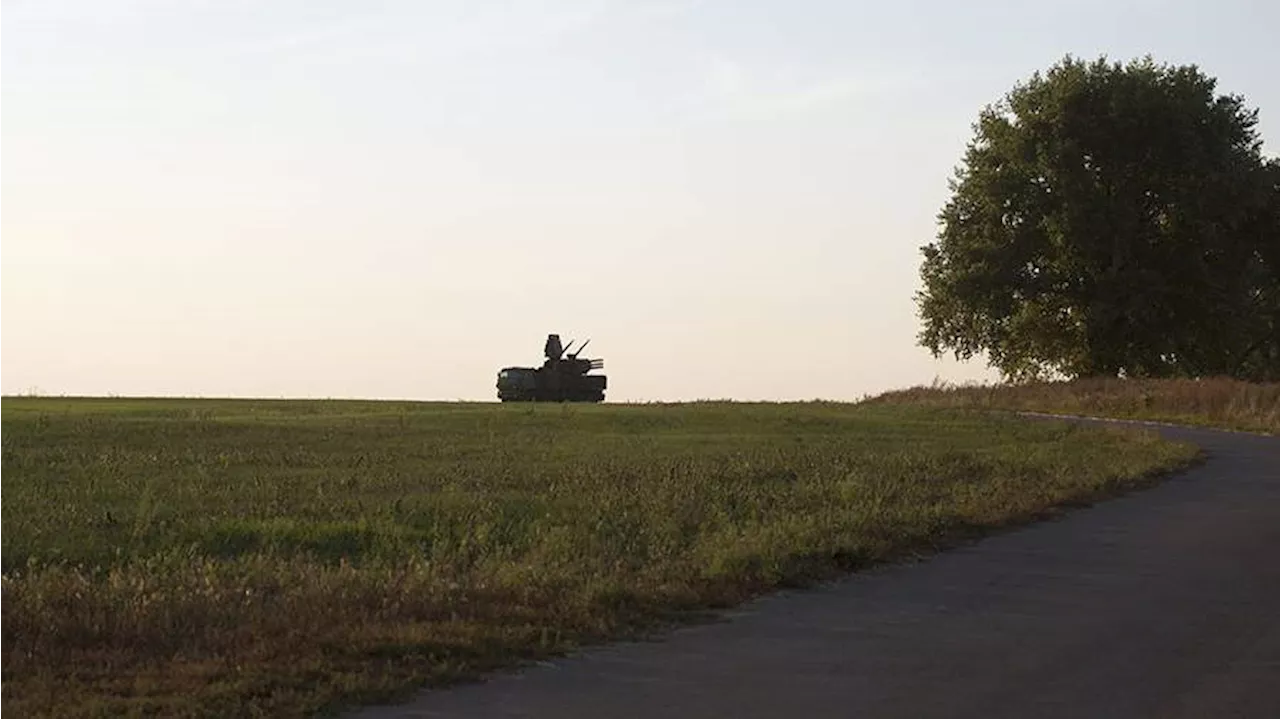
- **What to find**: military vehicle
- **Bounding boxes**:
[496,334,607,402]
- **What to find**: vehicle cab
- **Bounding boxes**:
[496,367,538,401]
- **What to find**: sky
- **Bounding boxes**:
[3,0,1278,402]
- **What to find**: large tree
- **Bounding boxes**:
[917,55,1280,382]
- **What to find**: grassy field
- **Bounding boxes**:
[2,398,1199,717]
[867,377,1280,434]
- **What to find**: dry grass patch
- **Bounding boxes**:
[867,377,1280,434]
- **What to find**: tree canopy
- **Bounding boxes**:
[917,55,1279,382]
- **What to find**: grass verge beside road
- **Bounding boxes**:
[2,398,1198,717]
[866,377,1280,434]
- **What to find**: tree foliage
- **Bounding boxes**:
[917,55,1280,382]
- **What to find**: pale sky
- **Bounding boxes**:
[3,0,1278,402]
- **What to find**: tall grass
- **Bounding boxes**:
[866,377,1280,434]
[1,398,1197,717]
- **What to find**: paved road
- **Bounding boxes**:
[354,420,1280,719]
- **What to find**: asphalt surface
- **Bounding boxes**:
[353,419,1280,719]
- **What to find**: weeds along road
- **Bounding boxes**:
[352,419,1280,719]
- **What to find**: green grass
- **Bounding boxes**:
[2,398,1199,717]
